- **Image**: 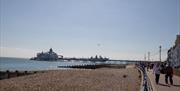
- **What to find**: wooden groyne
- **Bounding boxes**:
[58,64,127,69]
[0,70,38,80]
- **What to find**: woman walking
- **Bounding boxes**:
[153,63,161,84]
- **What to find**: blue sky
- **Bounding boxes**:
[0,0,180,60]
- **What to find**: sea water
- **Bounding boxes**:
[0,57,128,71]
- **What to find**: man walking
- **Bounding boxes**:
[165,64,173,85]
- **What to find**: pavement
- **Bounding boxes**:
[147,70,180,91]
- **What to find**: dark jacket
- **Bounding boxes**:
[165,66,173,75]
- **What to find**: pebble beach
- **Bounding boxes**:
[0,67,141,91]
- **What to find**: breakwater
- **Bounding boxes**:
[58,64,126,69]
[0,70,38,80]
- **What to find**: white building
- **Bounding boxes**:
[167,35,180,69]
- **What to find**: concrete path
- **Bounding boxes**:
[147,70,180,91]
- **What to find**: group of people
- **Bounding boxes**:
[153,62,173,85]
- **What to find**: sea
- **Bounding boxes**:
[0,57,128,71]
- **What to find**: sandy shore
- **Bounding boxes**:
[0,67,141,91]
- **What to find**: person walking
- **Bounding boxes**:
[165,64,173,85]
[153,63,161,84]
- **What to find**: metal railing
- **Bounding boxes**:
[138,64,153,91]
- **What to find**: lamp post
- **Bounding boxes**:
[159,46,161,62]
[148,52,150,61]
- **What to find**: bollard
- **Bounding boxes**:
[15,70,19,76]
[6,70,9,79]
[25,71,28,75]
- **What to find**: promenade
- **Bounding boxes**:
[147,70,180,91]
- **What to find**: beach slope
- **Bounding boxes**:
[0,68,140,91]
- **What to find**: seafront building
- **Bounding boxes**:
[167,35,180,69]
[36,48,59,61]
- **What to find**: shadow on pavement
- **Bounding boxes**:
[158,83,170,87]
[172,84,180,87]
